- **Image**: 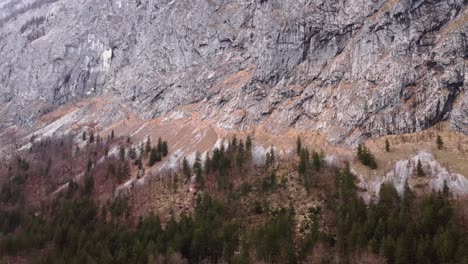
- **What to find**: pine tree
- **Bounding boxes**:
[83,174,94,195]
[111,130,115,140]
[148,148,159,167]
[204,152,212,175]
[296,136,302,156]
[161,141,168,157]
[246,135,252,152]
[89,131,95,144]
[193,152,202,176]
[145,137,151,154]
[357,144,377,169]
[416,159,425,177]
[231,135,238,151]
[128,147,136,160]
[437,135,444,150]
[157,137,163,154]
[266,146,275,166]
[442,180,450,198]
[82,131,87,141]
[236,140,245,168]
[183,157,191,179]
[385,139,390,152]
[119,146,125,161]
[298,149,308,175]
[312,151,324,171]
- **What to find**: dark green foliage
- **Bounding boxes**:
[332,166,467,264]
[0,183,21,204]
[312,150,324,171]
[416,159,425,177]
[193,152,203,188]
[298,148,308,176]
[119,146,125,161]
[296,136,302,156]
[357,144,377,169]
[145,136,151,155]
[157,137,163,154]
[161,141,168,157]
[128,147,137,160]
[89,131,94,144]
[82,131,87,141]
[182,157,191,179]
[261,172,277,192]
[298,148,322,193]
[0,194,243,263]
[204,152,212,175]
[66,179,78,198]
[211,146,231,176]
[246,135,252,152]
[111,130,115,140]
[230,135,238,150]
[265,146,275,167]
[385,139,390,152]
[236,140,245,168]
[437,135,444,150]
[83,174,94,195]
[249,209,296,263]
[148,147,161,167]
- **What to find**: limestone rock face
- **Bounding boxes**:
[0,0,466,143]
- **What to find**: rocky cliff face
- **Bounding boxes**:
[0,0,466,144]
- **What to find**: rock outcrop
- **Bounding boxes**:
[0,0,466,144]
[357,151,468,202]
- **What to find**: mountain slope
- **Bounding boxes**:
[0,0,466,144]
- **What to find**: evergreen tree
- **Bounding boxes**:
[236,140,245,168]
[82,131,87,141]
[385,139,390,152]
[246,135,252,152]
[296,136,302,156]
[119,146,125,161]
[204,152,212,175]
[437,135,444,150]
[357,144,377,169]
[111,130,115,140]
[83,174,94,195]
[312,151,324,171]
[183,157,191,179]
[416,159,425,177]
[231,135,238,151]
[157,137,163,154]
[298,149,308,175]
[145,137,151,155]
[128,147,137,160]
[89,131,95,144]
[265,147,275,167]
[148,148,160,167]
[161,141,168,157]
[193,152,202,178]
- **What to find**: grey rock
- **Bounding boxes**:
[0,0,466,144]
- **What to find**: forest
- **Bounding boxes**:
[0,133,467,263]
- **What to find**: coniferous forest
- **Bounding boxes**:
[0,134,467,264]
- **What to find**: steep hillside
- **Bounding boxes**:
[0,0,466,144]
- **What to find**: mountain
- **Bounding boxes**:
[0,0,466,144]
[0,1,468,263]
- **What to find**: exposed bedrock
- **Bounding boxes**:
[0,0,466,144]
